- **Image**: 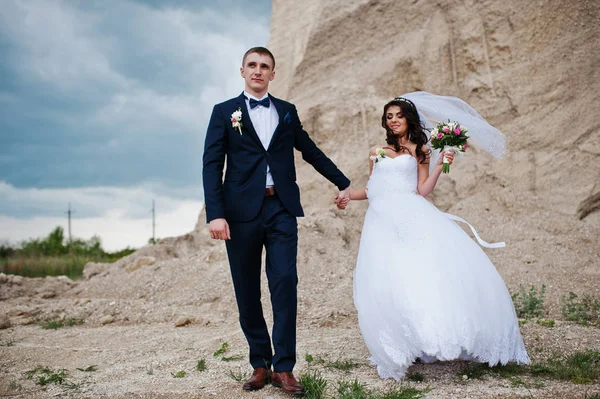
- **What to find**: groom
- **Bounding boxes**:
[202,47,350,394]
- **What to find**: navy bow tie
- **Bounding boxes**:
[249,97,270,109]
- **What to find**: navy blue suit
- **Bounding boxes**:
[202,93,350,371]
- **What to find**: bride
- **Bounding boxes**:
[338,93,530,380]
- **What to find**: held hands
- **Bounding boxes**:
[209,218,231,240]
[336,197,349,210]
[335,188,350,210]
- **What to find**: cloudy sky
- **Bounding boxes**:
[0,0,271,250]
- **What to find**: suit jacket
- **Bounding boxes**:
[203,93,350,223]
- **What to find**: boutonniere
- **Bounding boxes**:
[369,148,386,163]
[231,108,243,135]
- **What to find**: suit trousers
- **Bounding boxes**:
[225,194,298,372]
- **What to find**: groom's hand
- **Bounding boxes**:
[209,218,231,240]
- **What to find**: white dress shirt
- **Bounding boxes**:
[244,91,279,188]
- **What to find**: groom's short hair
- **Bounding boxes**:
[242,47,275,70]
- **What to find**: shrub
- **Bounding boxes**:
[562,292,600,326]
[511,284,546,319]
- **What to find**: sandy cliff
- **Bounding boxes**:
[268,0,600,298]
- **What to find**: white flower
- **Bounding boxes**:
[231,108,243,135]
[370,148,386,163]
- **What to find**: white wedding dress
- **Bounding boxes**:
[353,154,530,381]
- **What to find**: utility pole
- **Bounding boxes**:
[66,202,74,244]
[152,200,156,244]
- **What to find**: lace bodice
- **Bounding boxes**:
[367,155,418,199]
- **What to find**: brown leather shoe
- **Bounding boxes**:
[242,367,271,391]
[271,371,304,395]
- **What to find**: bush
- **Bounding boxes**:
[562,292,600,326]
[511,284,546,319]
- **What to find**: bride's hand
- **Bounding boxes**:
[436,150,454,165]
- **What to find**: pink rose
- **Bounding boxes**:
[232,119,237,123]
[442,127,450,133]
[454,128,461,135]
[463,145,469,149]
[437,133,443,139]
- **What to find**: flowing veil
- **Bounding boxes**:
[400,91,507,169]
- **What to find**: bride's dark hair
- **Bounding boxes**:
[381,98,430,164]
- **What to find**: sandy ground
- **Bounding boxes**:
[1,315,599,398]
[0,213,599,398]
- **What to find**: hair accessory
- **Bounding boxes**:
[394,96,416,108]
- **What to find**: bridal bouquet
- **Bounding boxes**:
[430,121,469,173]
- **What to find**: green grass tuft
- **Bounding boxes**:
[407,372,425,382]
[549,350,600,384]
[489,363,531,378]
[171,371,187,378]
[24,366,51,380]
[305,354,361,372]
[460,363,489,380]
[63,382,83,391]
[337,379,368,399]
[325,358,361,372]
[518,319,528,327]
[459,350,600,385]
[460,362,530,381]
[221,355,244,362]
[196,359,207,372]
[25,366,68,386]
[508,376,528,388]
[336,379,429,399]
[213,342,229,357]
[226,369,249,382]
[39,318,83,330]
[299,370,328,399]
[536,319,555,327]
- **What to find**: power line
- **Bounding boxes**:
[152,199,156,244]
[66,202,75,243]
